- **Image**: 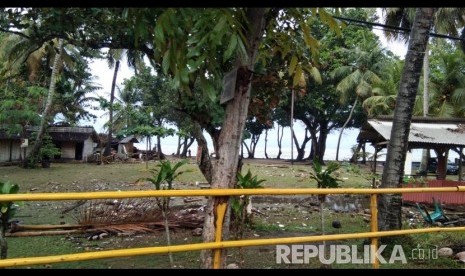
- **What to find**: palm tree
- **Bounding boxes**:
[53,51,102,125]
[362,59,404,117]
[103,48,145,156]
[379,8,436,231]
[103,49,122,157]
[383,9,430,171]
[428,41,465,117]
[27,38,64,167]
[382,7,465,172]
[331,39,385,161]
[0,32,94,166]
[100,85,142,136]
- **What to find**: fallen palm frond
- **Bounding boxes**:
[7,230,82,237]
[8,199,205,237]
[76,199,205,235]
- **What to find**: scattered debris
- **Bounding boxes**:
[226,263,240,269]
[184,197,203,203]
[8,199,206,238]
[192,228,203,236]
[438,247,453,257]
[455,251,465,262]
[61,200,87,214]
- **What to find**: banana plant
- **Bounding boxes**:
[140,159,191,208]
[137,159,191,268]
[309,159,341,262]
[310,160,341,202]
[0,181,19,259]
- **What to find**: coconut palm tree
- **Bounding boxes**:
[379,8,436,231]
[428,41,465,117]
[27,38,64,167]
[53,52,102,125]
[99,84,142,136]
[0,32,96,166]
[362,59,404,117]
[331,38,386,161]
[103,49,122,156]
[382,7,465,172]
[103,48,145,156]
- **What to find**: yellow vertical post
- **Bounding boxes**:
[213,202,228,269]
[370,193,379,269]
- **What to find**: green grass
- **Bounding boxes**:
[1,158,465,269]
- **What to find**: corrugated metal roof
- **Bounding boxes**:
[120,135,139,144]
[367,119,465,146]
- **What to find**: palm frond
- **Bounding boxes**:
[451,88,465,105]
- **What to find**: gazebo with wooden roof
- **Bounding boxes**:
[357,116,465,181]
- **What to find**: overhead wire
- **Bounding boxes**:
[333,15,464,42]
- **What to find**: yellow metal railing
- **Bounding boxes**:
[1,186,464,269]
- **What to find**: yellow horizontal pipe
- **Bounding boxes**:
[1,226,464,268]
[1,186,464,202]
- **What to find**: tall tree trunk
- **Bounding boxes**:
[292,129,311,161]
[192,122,213,183]
[335,98,358,161]
[157,135,164,159]
[181,137,195,158]
[276,124,283,159]
[316,126,328,164]
[308,126,319,161]
[420,44,430,173]
[201,8,267,269]
[378,8,436,231]
[176,136,182,157]
[24,39,64,168]
[264,128,269,159]
[104,60,119,157]
[242,141,251,158]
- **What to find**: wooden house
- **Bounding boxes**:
[0,130,23,163]
[0,126,100,163]
[117,135,139,159]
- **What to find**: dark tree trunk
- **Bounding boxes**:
[276,124,284,159]
[264,128,269,159]
[104,60,120,157]
[378,8,436,231]
[242,141,251,158]
[247,134,260,159]
[308,127,318,161]
[176,136,182,157]
[315,127,328,164]
[293,130,311,161]
[180,137,195,158]
[192,122,213,184]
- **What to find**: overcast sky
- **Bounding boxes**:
[83,13,416,161]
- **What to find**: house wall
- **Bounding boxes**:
[0,140,23,162]
[125,143,134,154]
[82,137,95,160]
[60,141,75,159]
